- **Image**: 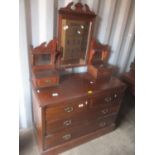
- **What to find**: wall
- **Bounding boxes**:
[19,0,135,128]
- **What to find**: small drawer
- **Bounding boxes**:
[45,98,90,121]
[36,76,59,88]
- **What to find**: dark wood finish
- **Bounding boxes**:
[58,2,96,21]
[87,64,115,82]
[45,113,117,135]
[30,38,58,67]
[121,61,135,96]
[34,74,125,107]
[32,73,126,155]
[32,91,45,151]
[88,39,110,65]
[30,38,61,89]
[44,114,116,149]
[32,69,59,88]
[87,39,117,82]
[30,2,127,155]
[42,124,115,155]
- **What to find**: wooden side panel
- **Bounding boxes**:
[32,91,45,151]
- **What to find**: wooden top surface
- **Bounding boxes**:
[122,72,135,84]
[32,73,126,107]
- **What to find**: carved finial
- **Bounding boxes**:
[75,2,83,11]
[66,2,74,10]
[59,1,96,16]
[85,4,91,12]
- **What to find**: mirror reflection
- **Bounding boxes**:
[34,54,51,65]
[60,19,90,66]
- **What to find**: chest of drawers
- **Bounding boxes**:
[32,73,126,155]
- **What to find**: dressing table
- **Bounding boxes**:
[30,2,126,155]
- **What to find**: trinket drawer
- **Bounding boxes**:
[32,73,126,155]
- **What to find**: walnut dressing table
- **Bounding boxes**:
[30,2,126,155]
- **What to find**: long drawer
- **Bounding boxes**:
[44,114,116,149]
[45,89,123,122]
[45,105,120,135]
[45,97,90,121]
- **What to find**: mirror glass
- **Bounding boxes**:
[34,54,51,65]
[60,19,90,67]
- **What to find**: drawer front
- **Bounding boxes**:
[90,90,124,108]
[45,105,120,136]
[45,97,90,121]
[46,114,88,136]
[36,76,59,88]
[44,114,116,149]
[88,65,113,80]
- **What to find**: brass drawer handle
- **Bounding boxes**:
[101,108,108,114]
[99,122,106,127]
[114,94,118,98]
[44,79,51,83]
[78,100,89,108]
[63,120,72,126]
[62,134,71,141]
[64,107,73,113]
[78,103,84,108]
[104,96,112,102]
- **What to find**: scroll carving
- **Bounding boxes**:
[75,2,84,12]
[59,1,95,15]
[66,2,74,10]
[31,38,57,54]
[88,39,111,64]
[84,4,91,13]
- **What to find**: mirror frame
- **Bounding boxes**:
[57,2,96,68]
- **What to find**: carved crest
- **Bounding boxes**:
[31,38,58,54]
[66,2,74,10]
[59,1,96,16]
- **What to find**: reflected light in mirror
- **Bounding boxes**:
[72,66,87,73]
[90,81,94,84]
[77,30,81,34]
[37,90,40,93]
[61,19,90,67]
[63,25,69,30]
[81,25,84,29]
[52,93,59,97]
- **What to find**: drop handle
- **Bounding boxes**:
[104,96,112,102]
[62,134,71,141]
[64,107,74,113]
[99,122,106,127]
[101,108,109,114]
[63,120,72,126]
